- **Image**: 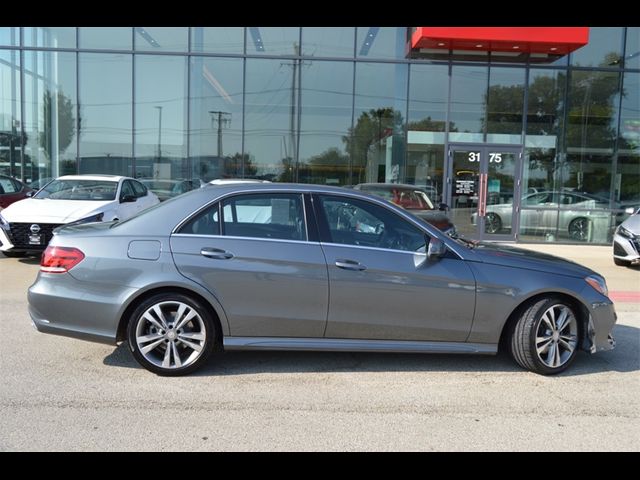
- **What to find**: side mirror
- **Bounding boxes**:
[120,194,136,203]
[438,203,449,212]
[427,237,447,260]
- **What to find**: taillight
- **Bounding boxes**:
[40,246,85,273]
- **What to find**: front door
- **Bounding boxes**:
[448,144,522,241]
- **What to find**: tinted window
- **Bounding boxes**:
[318,195,426,252]
[222,194,306,241]
[0,177,19,194]
[179,203,220,236]
[132,180,147,198]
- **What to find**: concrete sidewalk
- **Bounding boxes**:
[502,243,640,312]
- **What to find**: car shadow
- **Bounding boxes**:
[103,324,639,377]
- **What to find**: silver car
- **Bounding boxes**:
[28,183,616,376]
[613,208,640,266]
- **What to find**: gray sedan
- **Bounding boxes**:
[28,183,616,376]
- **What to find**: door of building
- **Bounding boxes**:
[447,144,522,241]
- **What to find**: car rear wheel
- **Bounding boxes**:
[509,298,580,375]
[484,213,502,234]
[127,293,216,376]
[568,217,590,241]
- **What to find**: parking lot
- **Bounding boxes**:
[0,246,638,451]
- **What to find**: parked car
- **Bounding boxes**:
[28,183,615,376]
[353,183,455,236]
[0,174,33,210]
[139,178,205,202]
[0,174,159,257]
[613,207,640,267]
[209,178,271,185]
[472,191,616,241]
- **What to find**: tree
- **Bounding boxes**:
[39,90,75,160]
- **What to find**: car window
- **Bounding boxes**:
[120,180,135,199]
[131,180,147,198]
[222,193,306,241]
[178,203,220,235]
[0,177,19,194]
[317,195,427,252]
[34,179,118,200]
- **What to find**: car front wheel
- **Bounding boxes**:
[127,293,216,376]
[509,297,580,375]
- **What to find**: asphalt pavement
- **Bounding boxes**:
[0,245,638,451]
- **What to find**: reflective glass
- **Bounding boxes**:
[135,55,188,184]
[624,27,640,70]
[135,27,188,52]
[23,51,77,184]
[301,27,355,57]
[79,27,132,50]
[406,64,448,201]
[486,66,525,143]
[189,56,244,181]
[449,65,487,142]
[244,58,294,180]
[298,60,353,185]
[617,72,640,216]
[23,27,76,48]
[356,27,405,60]
[191,27,244,54]
[352,62,408,185]
[247,27,300,55]
[0,28,19,46]
[0,50,23,179]
[78,53,132,175]
[571,27,623,68]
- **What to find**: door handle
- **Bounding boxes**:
[335,259,366,271]
[200,247,234,260]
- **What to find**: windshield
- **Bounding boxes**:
[34,179,118,201]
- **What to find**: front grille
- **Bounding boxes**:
[8,223,62,249]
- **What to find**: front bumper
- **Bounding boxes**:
[613,232,640,264]
[585,300,617,354]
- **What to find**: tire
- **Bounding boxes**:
[2,251,27,258]
[568,217,591,241]
[613,257,630,267]
[509,297,581,375]
[127,293,216,376]
[484,212,502,234]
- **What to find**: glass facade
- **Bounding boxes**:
[1,27,638,245]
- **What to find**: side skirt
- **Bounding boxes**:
[223,337,497,355]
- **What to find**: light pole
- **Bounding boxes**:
[154,106,163,162]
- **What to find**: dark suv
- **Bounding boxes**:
[353,183,455,235]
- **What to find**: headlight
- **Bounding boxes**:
[616,225,634,239]
[69,212,105,225]
[585,275,608,297]
[0,212,8,227]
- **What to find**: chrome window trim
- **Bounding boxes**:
[171,233,320,247]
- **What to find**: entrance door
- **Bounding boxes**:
[448,145,522,241]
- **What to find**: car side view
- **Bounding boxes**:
[28,184,616,376]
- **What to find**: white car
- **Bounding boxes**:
[613,207,640,267]
[0,174,159,257]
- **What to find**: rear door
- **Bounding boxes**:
[170,192,328,338]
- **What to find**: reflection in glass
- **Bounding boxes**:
[356,27,405,60]
[135,55,188,182]
[486,66,525,144]
[191,27,244,54]
[79,27,132,50]
[78,53,132,175]
[0,28,19,46]
[247,27,300,55]
[135,27,188,52]
[298,60,353,185]
[0,50,23,179]
[407,64,448,201]
[23,51,77,184]
[352,62,408,184]
[571,27,623,68]
[624,27,640,69]
[23,27,76,48]
[617,72,640,216]
[301,27,355,57]
[190,56,244,181]
[244,58,294,180]
[449,65,487,142]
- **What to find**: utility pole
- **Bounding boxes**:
[209,110,231,157]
